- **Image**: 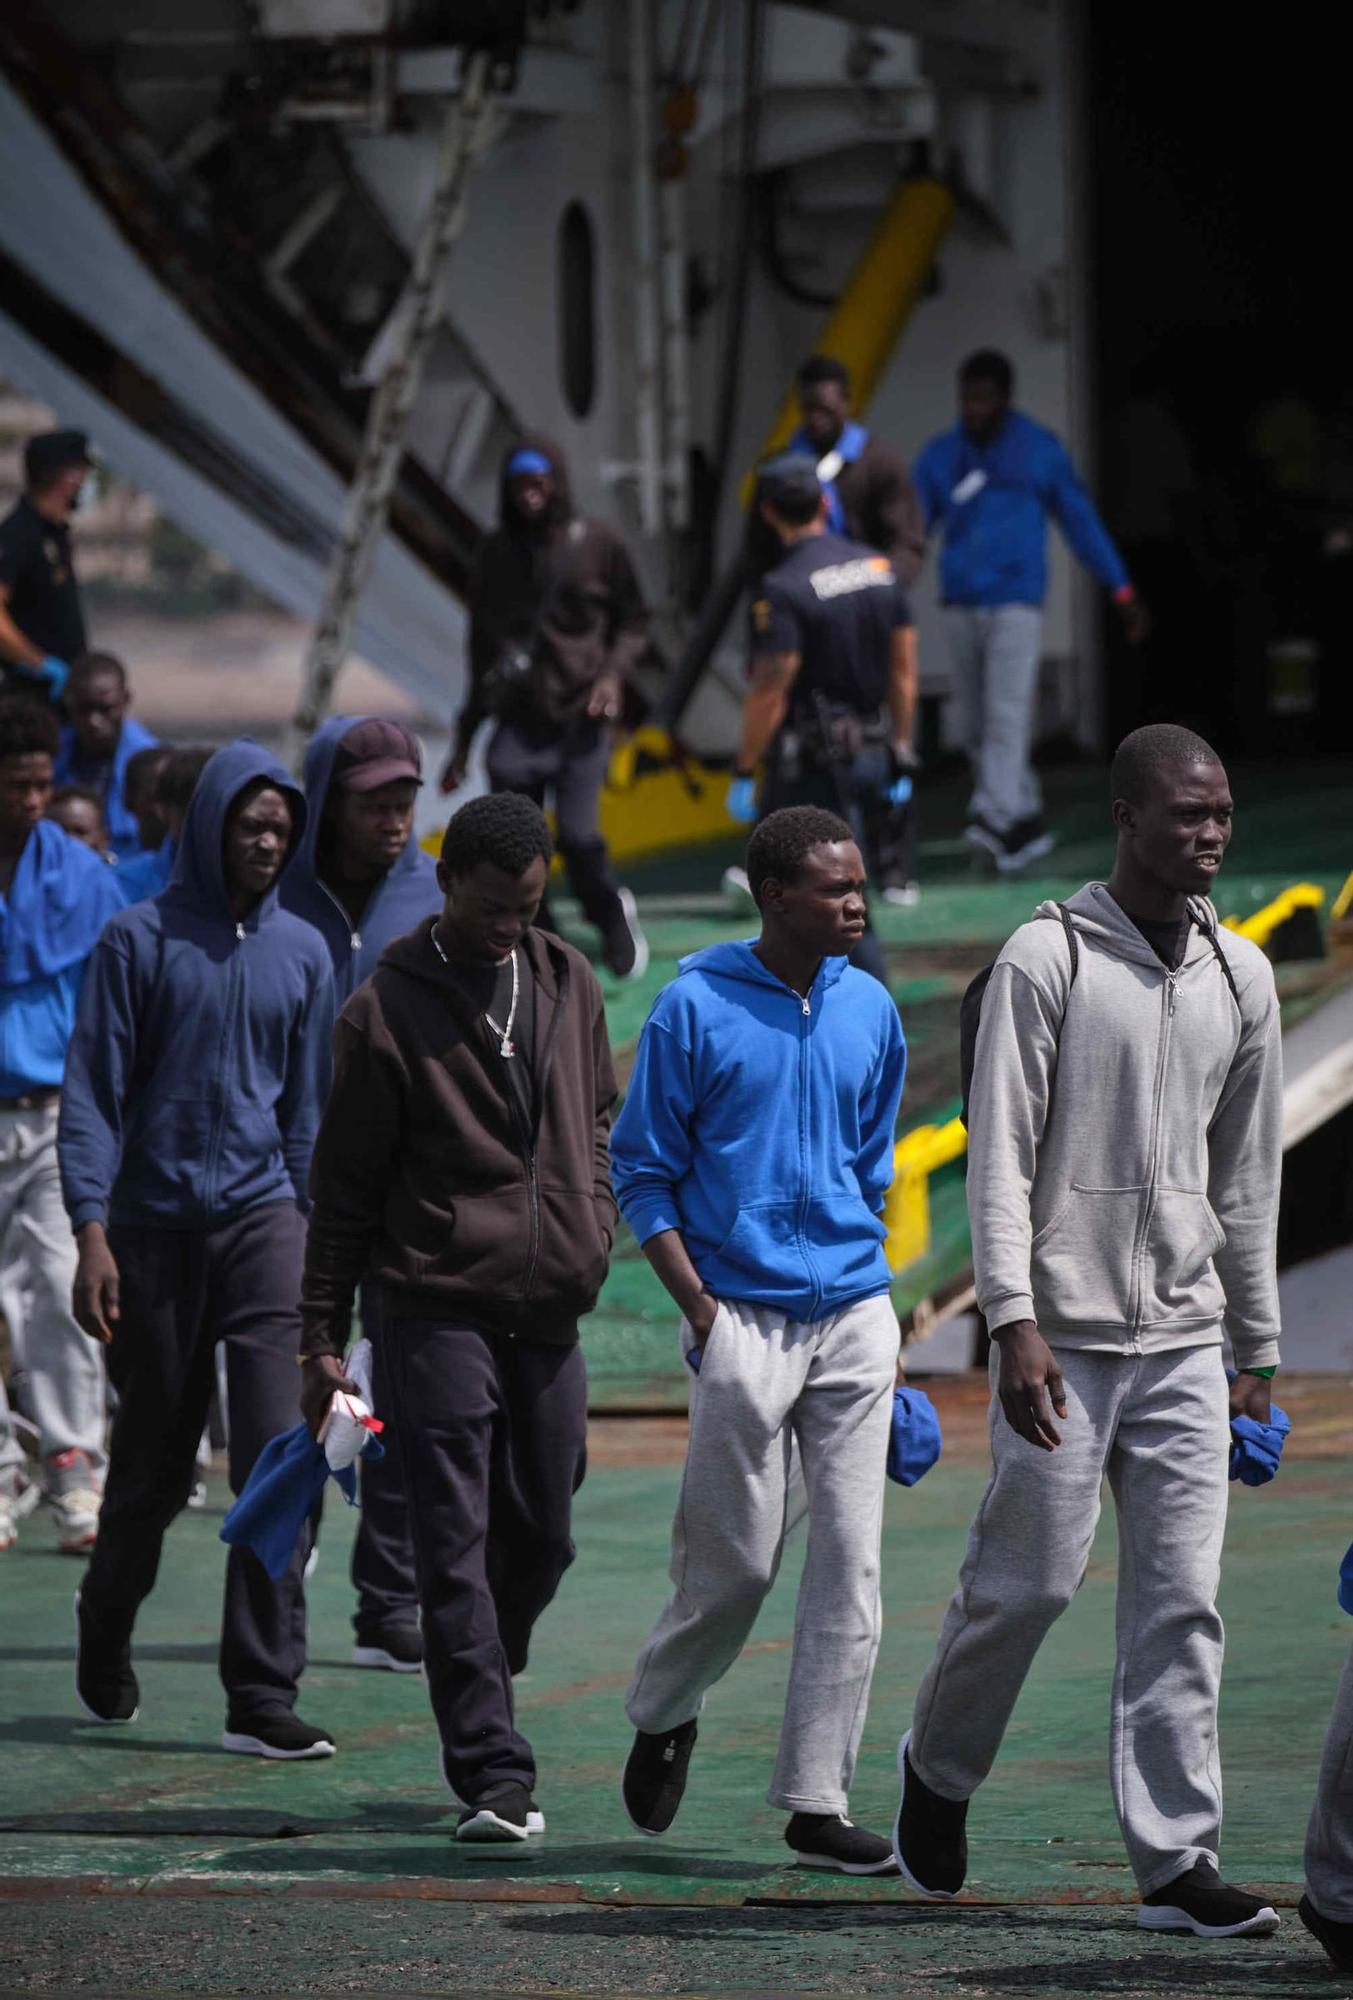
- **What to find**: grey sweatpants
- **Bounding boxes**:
[0,1104,106,1480]
[946,605,1043,836]
[909,1343,1230,1894]
[1306,1633,1353,1921]
[626,1293,899,1816]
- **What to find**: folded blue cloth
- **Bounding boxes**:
[887,1385,942,1487]
[1228,1406,1291,1486]
[1339,1543,1353,1618]
[220,1422,382,1580]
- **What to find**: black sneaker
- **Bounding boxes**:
[454,1781,542,1843]
[891,1729,967,1898]
[352,1626,423,1673]
[1138,1860,1280,1937]
[73,1590,138,1724]
[602,888,649,981]
[621,1718,698,1835]
[221,1707,336,1760]
[1299,1893,1353,1971]
[996,817,1057,875]
[786,1812,899,1876]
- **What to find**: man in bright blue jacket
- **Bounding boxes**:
[58,739,337,1758]
[282,715,439,1674]
[614,805,906,1876]
[913,349,1146,874]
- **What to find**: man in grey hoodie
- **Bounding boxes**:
[892,723,1283,1940]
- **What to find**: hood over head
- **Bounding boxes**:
[496,432,573,532]
[167,737,305,923]
[296,716,423,883]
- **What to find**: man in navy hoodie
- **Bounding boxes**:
[58,739,337,1758]
[53,653,159,862]
[913,350,1146,874]
[613,804,906,1874]
[283,715,439,1673]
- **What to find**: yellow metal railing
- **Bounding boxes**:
[1223,881,1324,948]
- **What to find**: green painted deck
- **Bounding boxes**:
[3,1379,1352,1994]
[585,760,1353,1407]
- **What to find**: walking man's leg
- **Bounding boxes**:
[553,719,646,978]
[945,609,989,832]
[351,1286,422,1672]
[382,1318,540,1829]
[978,606,1045,851]
[1301,1634,1353,1970]
[487,1339,587,1678]
[623,1301,810,1831]
[216,1202,330,1757]
[772,1294,899,1875]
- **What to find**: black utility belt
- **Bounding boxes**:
[781,709,888,763]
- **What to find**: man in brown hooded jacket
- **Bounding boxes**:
[299,792,617,1845]
[441,437,649,979]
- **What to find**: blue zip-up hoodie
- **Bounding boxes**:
[54,715,159,860]
[912,409,1130,608]
[58,739,335,1232]
[279,715,440,1008]
[611,941,907,1320]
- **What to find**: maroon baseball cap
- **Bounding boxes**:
[332,718,423,793]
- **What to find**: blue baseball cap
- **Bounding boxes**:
[505,447,553,479]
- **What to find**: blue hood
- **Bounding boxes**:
[166,737,306,921]
[58,736,334,1232]
[280,715,440,1002]
[0,819,123,987]
[611,940,907,1320]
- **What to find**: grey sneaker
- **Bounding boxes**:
[46,1451,101,1554]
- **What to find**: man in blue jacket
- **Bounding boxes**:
[613,804,906,1874]
[53,653,158,861]
[283,715,440,1673]
[913,350,1146,874]
[58,739,337,1758]
[0,696,123,1557]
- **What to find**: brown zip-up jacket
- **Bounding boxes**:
[299,922,618,1356]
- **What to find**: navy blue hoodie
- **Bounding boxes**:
[59,739,335,1232]
[279,715,440,1007]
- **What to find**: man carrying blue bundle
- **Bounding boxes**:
[614,805,906,1875]
[893,724,1284,1941]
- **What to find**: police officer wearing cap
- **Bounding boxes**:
[728,455,918,988]
[0,431,93,705]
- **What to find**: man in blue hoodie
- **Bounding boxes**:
[283,715,439,1673]
[0,696,123,1557]
[613,805,906,1874]
[53,653,158,862]
[913,350,1146,874]
[58,739,337,1758]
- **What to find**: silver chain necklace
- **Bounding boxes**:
[430,923,520,1059]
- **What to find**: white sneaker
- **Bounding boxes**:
[0,1498,17,1552]
[45,1452,101,1554]
[881,882,921,908]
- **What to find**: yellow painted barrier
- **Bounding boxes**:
[1331,870,1353,923]
[1223,881,1324,949]
[884,1114,968,1273]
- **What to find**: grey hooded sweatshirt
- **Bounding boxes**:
[968,881,1282,1370]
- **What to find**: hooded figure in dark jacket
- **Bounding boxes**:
[440,436,650,981]
[281,713,440,1674]
[59,738,338,1761]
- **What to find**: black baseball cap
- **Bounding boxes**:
[754,452,824,514]
[24,429,93,487]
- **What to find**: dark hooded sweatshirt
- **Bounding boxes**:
[280,714,441,1010]
[459,435,649,736]
[299,923,618,1357]
[58,739,335,1231]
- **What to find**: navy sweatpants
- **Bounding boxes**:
[350,1286,420,1643]
[381,1318,587,1802]
[80,1201,311,1716]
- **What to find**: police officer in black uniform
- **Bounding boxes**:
[728,455,917,988]
[0,430,92,705]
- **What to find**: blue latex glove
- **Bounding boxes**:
[885,773,913,808]
[727,774,758,824]
[887,1385,943,1486]
[32,655,69,701]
